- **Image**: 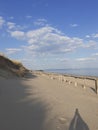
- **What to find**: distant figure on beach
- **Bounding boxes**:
[69,108,89,130]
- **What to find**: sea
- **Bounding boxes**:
[45,68,98,77]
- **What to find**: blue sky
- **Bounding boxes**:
[0,0,98,69]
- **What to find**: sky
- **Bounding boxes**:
[0,0,98,70]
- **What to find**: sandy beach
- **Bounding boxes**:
[0,71,98,130]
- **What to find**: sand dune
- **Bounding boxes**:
[0,55,28,78]
[0,72,98,130]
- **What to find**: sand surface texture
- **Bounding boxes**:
[0,72,98,130]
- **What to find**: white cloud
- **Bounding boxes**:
[0,16,98,69]
[92,33,98,38]
[34,18,48,26]
[8,25,97,59]
[92,53,98,56]
[70,24,79,27]
[7,22,16,29]
[0,16,5,28]
[59,58,69,62]
[7,22,28,31]
[85,33,98,39]
[76,57,96,61]
[24,26,84,55]
[9,31,25,40]
[85,35,91,38]
[82,40,96,48]
[26,26,53,38]
[6,48,22,54]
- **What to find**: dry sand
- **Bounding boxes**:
[0,72,98,130]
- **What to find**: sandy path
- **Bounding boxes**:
[0,73,98,130]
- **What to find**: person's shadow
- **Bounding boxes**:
[69,108,89,130]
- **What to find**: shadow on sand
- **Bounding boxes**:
[23,72,37,79]
[69,108,89,130]
[90,87,96,94]
[0,75,50,130]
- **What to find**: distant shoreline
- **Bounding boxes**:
[44,68,98,78]
[33,70,98,80]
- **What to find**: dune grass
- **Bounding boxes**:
[0,54,28,77]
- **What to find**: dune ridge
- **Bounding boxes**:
[0,54,28,78]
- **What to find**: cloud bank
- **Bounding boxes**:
[0,16,98,69]
[7,26,86,55]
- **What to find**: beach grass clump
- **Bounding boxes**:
[0,54,28,77]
